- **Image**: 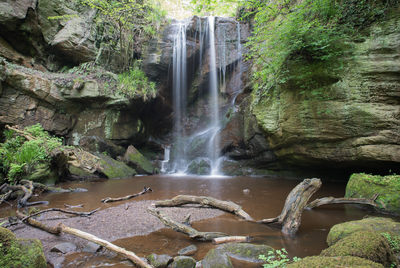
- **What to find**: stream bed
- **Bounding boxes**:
[0,175,392,267]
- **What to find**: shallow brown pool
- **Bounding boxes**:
[0,175,392,267]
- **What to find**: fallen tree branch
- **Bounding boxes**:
[259,178,322,236]
[21,207,100,222]
[147,207,227,241]
[305,196,381,210]
[0,190,12,205]
[212,236,251,245]
[16,211,152,268]
[101,186,152,203]
[5,125,35,141]
[154,195,253,221]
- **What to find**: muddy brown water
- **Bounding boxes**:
[0,175,391,267]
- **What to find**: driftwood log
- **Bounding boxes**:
[212,236,251,244]
[21,207,100,222]
[147,207,227,241]
[305,195,381,210]
[154,195,253,221]
[16,211,152,268]
[259,178,322,236]
[101,186,152,203]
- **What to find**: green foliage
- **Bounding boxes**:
[259,248,300,268]
[241,0,398,96]
[117,60,156,100]
[382,232,400,252]
[80,0,166,70]
[0,124,63,184]
[190,0,240,16]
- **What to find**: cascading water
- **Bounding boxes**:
[206,16,221,175]
[171,23,188,173]
[167,17,243,175]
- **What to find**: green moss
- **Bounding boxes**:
[287,256,383,268]
[327,217,400,246]
[0,237,47,268]
[0,227,17,248]
[124,146,153,174]
[321,231,397,267]
[346,173,400,214]
[170,256,196,268]
[98,154,136,179]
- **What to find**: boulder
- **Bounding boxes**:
[345,173,400,214]
[321,231,397,267]
[178,245,198,256]
[287,256,383,268]
[123,145,154,175]
[146,253,173,268]
[0,0,37,27]
[50,242,77,254]
[202,243,273,268]
[79,136,125,159]
[187,159,211,175]
[98,153,136,179]
[0,227,46,268]
[327,217,400,246]
[169,256,196,268]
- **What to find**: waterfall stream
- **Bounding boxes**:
[168,17,242,175]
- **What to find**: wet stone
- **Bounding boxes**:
[169,256,196,268]
[147,253,173,268]
[178,245,198,256]
[82,241,102,253]
[48,256,65,268]
[50,242,77,254]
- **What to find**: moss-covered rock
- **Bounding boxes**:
[98,153,136,179]
[202,243,274,268]
[169,256,196,268]
[0,227,47,268]
[146,253,172,268]
[123,145,154,175]
[287,256,383,268]
[327,217,400,246]
[187,159,211,175]
[346,173,400,214]
[321,231,397,267]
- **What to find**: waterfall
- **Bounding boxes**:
[161,145,170,173]
[207,16,221,175]
[172,23,188,173]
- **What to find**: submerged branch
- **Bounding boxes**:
[305,196,381,210]
[101,186,152,203]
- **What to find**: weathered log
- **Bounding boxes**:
[16,211,152,268]
[21,207,100,222]
[305,196,381,210]
[101,186,152,203]
[212,236,251,245]
[154,195,253,221]
[259,178,322,236]
[0,190,12,205]
[147,207,227,241]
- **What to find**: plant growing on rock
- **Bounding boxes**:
[0,124,63,184]
[259,248,300,268]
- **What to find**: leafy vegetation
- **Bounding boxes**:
[0,124,63,184]
[259,248,301,268]
[382,232,400,252]
[117,60,156,100]
[190,0,239,16]
[240,0,398,96]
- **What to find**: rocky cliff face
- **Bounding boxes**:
[246,9,400,175]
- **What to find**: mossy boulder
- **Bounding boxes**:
[123,145,154,175]
[346,173,400,214]
[187,159,211,175]
[327,217,400,246]
[287,256,383,268]
[169,256,196,268]
[98,153,136,179]
[146,253,172,268]
[0,227,47,268]
[321,231,397,267]
[202,243,274,268]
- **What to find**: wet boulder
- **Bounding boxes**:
[146,253,173,268]
[79,136,125,159]
[50,242,77,254]
[187,159,211,175]
[327,217,400,246]
[169,256,196,268]
[321,231,397,267]
[0,227,47,268]
[201,243,273,268]
[98,153,137,179]
[123,145,154,175]
[287,256,383,268]
[345,173,400,214]
[178,245,198,256]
